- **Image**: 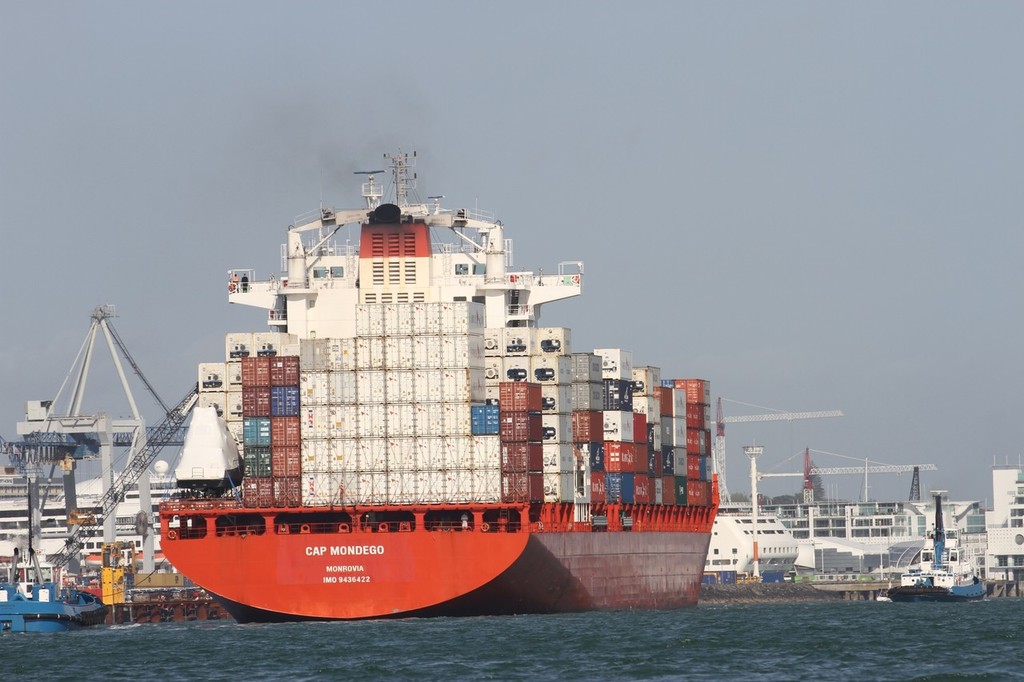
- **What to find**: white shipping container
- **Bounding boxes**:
[254,331,295,358]
[383,336,415,369]
[226,390,243,419]
[650,425,662,451]
[357,403,387,438]
[472,466,502,503]
[501,357,531,383]
[356,303,384,337]
[654,477,664,505]
[540,384,573,413]
[484,357,503,384]
[302,471,343,507]
[329,371,358,405]
[542,442,574,471]
[412,335,443,369]
[355,336,385,370]
[413,369,444,403]
[604,411,634,443]
[593,348,633,381]
[198,392,226,415]
[198,362,227,391]
[358,437,389,472]
[439,368,484,403]
[357,471,389,505]
[383,303,412,335]
[484,384,500,404]
[442,403,473,437]
[446,434,475,469]
[412,402,445,437]
[301,406,352,440]
[387,437,419,471]
[472,435,501,470]
[441,334,485,370]
[410,302,439,336]
[541,413,572,443]
[665,387,686,417]
[300,371,330,406]
[386,470,422,505]
[226,419,243,447]
[384,369,417,403]
[543,472,575,503]
[446,469,476,504]
[327,338,357,372]
[530,355,572,385]
[386,403,418,437]
[416,436,447,470]
[502,327,535,357]
[631,366,661,397]
[534,327,572,356]
[440,301,485,334]
[225,332,254,361]
[483,328,502,357]
[331,439,361,473]
[226,360,243,386]
[633,396,662,424]
[356,370,387,404]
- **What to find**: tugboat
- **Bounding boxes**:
[0,485,108,633]
[887,492,985,603]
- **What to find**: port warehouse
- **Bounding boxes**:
[193,301,715,511]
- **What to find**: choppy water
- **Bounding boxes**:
[3,599,1022,681]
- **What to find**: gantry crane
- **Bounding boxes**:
[713,398,844,501]
[758,447,937,502]
[8,305,190,573]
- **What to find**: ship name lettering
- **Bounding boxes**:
[330,544,384,556]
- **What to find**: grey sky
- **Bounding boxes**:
[2,2,1021,503]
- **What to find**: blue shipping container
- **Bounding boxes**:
[585,441,604,472]
[761,571,785,584]
[700,455,709,481]
[606,472,635,504]
[270,385,301,417]
[662,447,675,476]
[243,417,272,447]
[719,570,737,585]
[471,404,501,435]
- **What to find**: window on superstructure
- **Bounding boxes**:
[382,293,393,303]
[403,233,416,255]
[372,262,384,285]
[331,266,344,277]
[389,262,401,284]
[313,267,327,279]
[365,293,377,303]
[413,292,425,302]
[397,292,408,303]
[404,261,416,284]
[473,264,486,275]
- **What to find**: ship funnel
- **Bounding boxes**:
[371,203,402,224]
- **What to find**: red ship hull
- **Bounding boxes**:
[160,500,716,622]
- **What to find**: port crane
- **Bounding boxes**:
[6,305,192,573]
[713,398,844,501]
[758,447,938,502]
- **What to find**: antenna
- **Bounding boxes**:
[354,169,385,210]
[427,195,444,214]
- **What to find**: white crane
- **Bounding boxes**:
[713,398,844,502]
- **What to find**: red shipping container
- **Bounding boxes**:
[658,387,673,417]
[243,476,274,507]
[499,382,542,413]
[271,416,301,447]
[674,378,710,405]
[687,480,710,506]
[685,402,709,430]
[501,472,544,503]
[685,427,708,455]
[242,387,271,417]
[632,412,647,444]
[501,442,543,472]
[272,446,302,477]
[687,453,701,479]
[572,410,603,442]
[653,451,663,478]
[590,471,607,502]
[605,441,635,473]
[499,412,543,442]
[662,475,677,505]
[273,476,302,506]
[242,356,272,387]
[269,355,301,387]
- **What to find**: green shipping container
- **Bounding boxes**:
[675,475,688,505]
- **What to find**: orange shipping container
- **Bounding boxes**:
[662,475,677,505]
[605,441,636,473]
[499,382,542,413]
[271,416,301,447]
[632,412,647,444]
[269,356,301,386]
[572,410,603,442]
[272,446,302,477]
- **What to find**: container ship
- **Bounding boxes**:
[159,152,718,622]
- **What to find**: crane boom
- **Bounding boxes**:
[720,410,844,424]
[50,384,199,569]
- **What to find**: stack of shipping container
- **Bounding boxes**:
[201,304,714,510]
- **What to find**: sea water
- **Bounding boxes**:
[3,599,1022,681]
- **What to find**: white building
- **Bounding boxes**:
[985,464,1024,581]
